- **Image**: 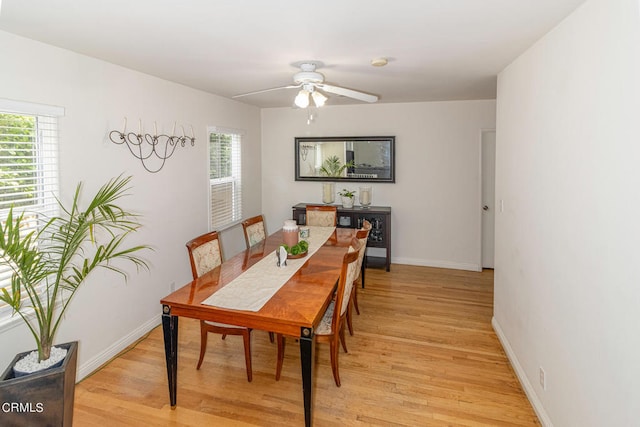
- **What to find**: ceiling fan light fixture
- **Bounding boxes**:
[311,90,327,107]
[294,89,310,108]
[234,60,378,106]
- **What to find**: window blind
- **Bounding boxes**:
[0,102,61,322]
[208,129,242,230]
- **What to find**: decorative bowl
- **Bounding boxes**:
[287,250,308,259]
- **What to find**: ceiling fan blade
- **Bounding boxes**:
[318,84,379,103]
[232,84,301,98]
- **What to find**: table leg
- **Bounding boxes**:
[162,305,178,409]
[300,326,314,427]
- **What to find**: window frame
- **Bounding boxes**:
[0,99,63,329]
[207,127,242,231]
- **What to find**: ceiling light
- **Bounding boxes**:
[311,91,327,107]
[294,90,310,108]
[371,57,388,67]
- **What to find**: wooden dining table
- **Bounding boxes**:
[160,227,356,427]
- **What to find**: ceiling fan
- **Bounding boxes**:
[232,62,379,107]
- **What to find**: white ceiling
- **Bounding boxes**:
[0,0,586,108]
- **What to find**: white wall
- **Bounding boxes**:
[493,0,640,425]
[261,100,496,271]
[0,30,262,377]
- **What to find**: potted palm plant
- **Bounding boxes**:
[0,175,149,426]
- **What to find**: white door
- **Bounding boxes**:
[481,130,496,269]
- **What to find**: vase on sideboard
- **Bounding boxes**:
[359,186,372,208]
[322,182,335,204]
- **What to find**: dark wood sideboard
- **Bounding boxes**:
[292,203,391,271]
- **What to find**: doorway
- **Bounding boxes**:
[481,130,496,269]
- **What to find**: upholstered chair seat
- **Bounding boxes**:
[316,301,336,335]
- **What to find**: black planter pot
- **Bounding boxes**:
[0,341,78,427]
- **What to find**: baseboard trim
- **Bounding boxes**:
[491,317,553,427]
[392,257,482,272]
[76,315,161,381]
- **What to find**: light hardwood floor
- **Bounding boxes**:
[73,265,539,426]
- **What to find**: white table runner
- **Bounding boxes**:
[201,226,336,312]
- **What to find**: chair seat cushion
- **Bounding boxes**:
[203,321,246,329]
[316,301,334,335]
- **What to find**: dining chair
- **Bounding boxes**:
[186,231,254,382]
[241,214,267,249]
[347,223,371,336]
[275,237,361,387]
[241,214,276,343]
[306,204,337,226]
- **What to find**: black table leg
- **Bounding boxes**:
[162,305,178,409]
[299,327,314,427]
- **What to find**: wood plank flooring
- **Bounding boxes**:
[73,265,539,426]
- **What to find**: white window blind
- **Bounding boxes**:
[0,100,62,322]
[208,128,242,230]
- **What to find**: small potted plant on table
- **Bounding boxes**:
[338,189,356,209]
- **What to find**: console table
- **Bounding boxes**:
[292,203,391,271]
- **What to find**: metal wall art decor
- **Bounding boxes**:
[109,118,195,173]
